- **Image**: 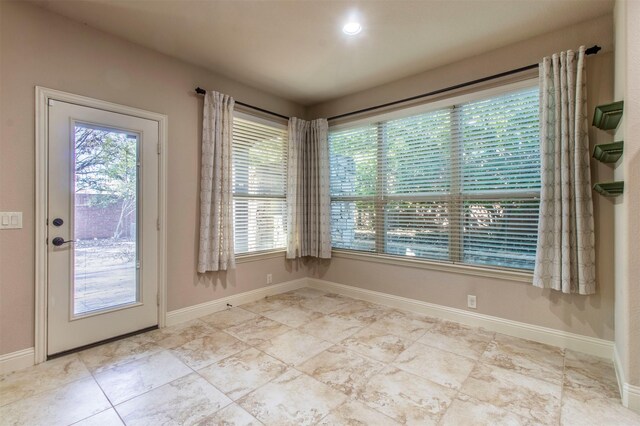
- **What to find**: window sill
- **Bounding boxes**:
[236,250,286,264]
[331,249,533,283]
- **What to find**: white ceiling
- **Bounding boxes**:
[30,0,613,106]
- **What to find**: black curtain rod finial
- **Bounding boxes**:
[585,45,602,55]
[195,87,206,95]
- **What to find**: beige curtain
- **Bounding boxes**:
[286,118,331,259]
[286,118,306,258]
[197,91,235,272]
[533,46,596,294]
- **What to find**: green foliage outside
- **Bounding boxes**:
[74,126,137,239]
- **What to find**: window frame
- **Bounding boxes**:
[232,111,289,257]
[328,78,539,276]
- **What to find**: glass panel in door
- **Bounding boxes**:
[73,124,139,316]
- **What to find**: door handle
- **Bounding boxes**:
[52,237,75,246]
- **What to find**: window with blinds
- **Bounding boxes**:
[232,116,288,254]
[329,84,540,270]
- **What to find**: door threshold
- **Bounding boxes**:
[47,325,158,360]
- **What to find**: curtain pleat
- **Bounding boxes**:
[286,118,331,259]
[533,46,596,294]
[197,91,235,272]
[286,118,306,258]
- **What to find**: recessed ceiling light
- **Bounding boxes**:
[342,22,362,35]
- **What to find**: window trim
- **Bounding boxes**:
[332,249,534,283]
[329,78,540,272]
[236,249,286,263]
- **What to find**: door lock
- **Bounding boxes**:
[52,237,75,246]
[52,218,64,227]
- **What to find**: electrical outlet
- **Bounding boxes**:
[467,295,477,309]
[267,273,273,284]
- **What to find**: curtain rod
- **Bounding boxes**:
[195,87,290,120]
[327,44,602,121]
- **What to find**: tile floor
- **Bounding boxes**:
[1,287,639,425]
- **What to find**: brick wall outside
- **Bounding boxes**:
[74,193,135,240]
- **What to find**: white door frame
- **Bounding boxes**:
[35,87,168,364]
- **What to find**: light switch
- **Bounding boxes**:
[0,212,23,229]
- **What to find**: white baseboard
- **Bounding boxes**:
[166,278,308,326]
[307,278,614,359]
[0,348,35,375]
[613,345,640,413]
[614,345,625,398]
[623,383,640,413]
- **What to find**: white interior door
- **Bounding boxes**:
[47,100,159,356]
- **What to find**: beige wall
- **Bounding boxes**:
[613,0,629,386]
[308,16,616,340]
[626,0,640,390]
[0,1,306,355]
[614,0,640,389]
[307,15,613,120]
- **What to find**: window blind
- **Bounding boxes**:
[456,88,540,269]
[329,125,377,251]
[329,85,540,270]
[232,117,288,254]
